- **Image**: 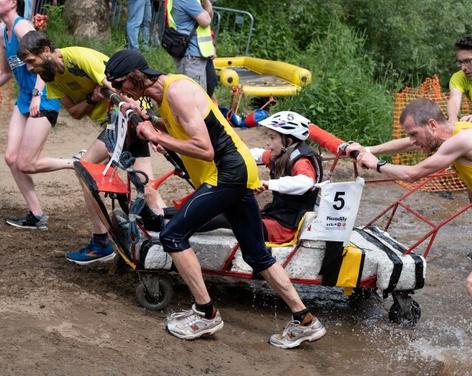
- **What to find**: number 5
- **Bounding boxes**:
[333,191,345,210]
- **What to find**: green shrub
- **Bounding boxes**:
[276,21,396,146]
[342,0,472,86]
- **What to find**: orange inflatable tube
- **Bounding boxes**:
[308,124,344,155]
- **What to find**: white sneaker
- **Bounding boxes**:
[166,304,224,340]
[269,317,326,349]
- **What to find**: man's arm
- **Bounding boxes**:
[137,82,214,161]
[194,0,213,27]
[346,137,420,157]
[60,84,104,120]
[356,131,472,181]
[61,76,110,119]
[448,88,463,123]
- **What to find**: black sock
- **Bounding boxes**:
[196,300,215,319]
[93,233,109,248]
[292,308,310,323]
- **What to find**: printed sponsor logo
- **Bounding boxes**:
[324,215,347,230]
[8,55,25,70]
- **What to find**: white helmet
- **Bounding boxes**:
[258,111,310,141]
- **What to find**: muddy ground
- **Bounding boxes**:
[0,91,471,376]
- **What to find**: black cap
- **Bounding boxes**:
[105,49,162,81]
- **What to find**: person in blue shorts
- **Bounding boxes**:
[0,0,71,230]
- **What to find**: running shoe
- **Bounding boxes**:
[166,304,224,340]
[66,239,115,265]
[6,211,48,230]
[269,317,326,349]
[467,253,472,262]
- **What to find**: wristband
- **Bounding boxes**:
[86,93,98,105]
[376,160,387,173]
[32,88,42,97]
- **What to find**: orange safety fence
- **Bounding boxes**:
[392,75,469,192]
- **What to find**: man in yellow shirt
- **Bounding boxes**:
[105,49,327,349]
[346,98,472,299]
[18,31,165,264]
[448,35,472,123]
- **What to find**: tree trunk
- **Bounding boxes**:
[63,0,110,39]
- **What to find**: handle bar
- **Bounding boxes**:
[100,88,194,188]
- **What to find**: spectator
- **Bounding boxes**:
[127,0,152,50]
[448,35,472,123]
[166,0,215,93]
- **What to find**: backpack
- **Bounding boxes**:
[161,0,195,58]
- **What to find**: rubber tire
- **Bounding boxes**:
[135,278,173,311]
[388,298,421,326]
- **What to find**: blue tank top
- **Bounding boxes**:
[4,17,60,114]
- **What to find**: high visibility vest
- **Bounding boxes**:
[166,0,215,58]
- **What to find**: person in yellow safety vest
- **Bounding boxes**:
[166,0,216,94]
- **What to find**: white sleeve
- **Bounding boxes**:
[267,175,314,195]
[250,148,266,164]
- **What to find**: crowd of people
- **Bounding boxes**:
[0,0,471,351]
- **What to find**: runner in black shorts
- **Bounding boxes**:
[1,5,73,231]
[105,49,327,349]
[19,32,165,264]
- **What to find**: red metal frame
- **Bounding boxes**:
[363,169,472,257]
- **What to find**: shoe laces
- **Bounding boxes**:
[24,212,41,225]
[167,308,195,321]
[281,320,302,337]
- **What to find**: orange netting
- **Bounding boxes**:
[392,75,469,192]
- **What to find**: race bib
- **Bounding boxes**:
[301,176,365,244]
[103,108,128,175]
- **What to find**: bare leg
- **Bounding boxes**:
[81,139,110,234]
[4,108,42,215]
[170,248,211,304]
[134,155,166,214]
[260,262,306,312]
[79,140,166,233]
[17,116,74,173]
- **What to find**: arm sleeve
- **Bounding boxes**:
[267,158,317,195]
[70,48,107,85]
[450,71,466,93]
[250,148,265,163]
[250,148,272,166]
[183,0,205,19]
[267,175,314,195]
[45,82,65,99]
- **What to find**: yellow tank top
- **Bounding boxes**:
[159,74,261,189]
[451,122,472,191]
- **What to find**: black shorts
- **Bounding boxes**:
[24,110,59,127]
[159,184,276,274]
[97,129,150,158]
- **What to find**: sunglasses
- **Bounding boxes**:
[111,77,127,90]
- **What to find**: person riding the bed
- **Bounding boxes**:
[251,111,322,244]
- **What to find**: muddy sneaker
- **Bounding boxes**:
[6,211,48,230]
[269,317,326,349]
[66,239,115,265]
[166,304,224,340]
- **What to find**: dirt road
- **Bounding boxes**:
[0,94,471,375]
